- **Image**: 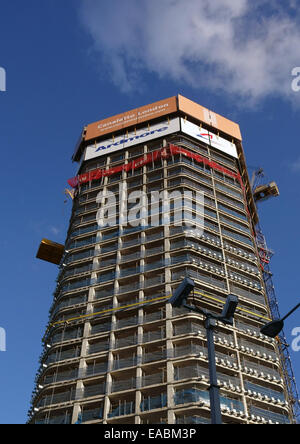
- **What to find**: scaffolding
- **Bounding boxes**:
[253,171,300,423]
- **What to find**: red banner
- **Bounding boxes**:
[68,144,245,193]
[67,143,254,239]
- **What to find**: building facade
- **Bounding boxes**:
[29,96,293,424]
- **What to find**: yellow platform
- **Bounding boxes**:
[36,239,65,265]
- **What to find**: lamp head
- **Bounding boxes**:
[260,319,284,338]
[220,294,239,325]
[169,277,195,308]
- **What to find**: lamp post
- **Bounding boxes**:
[260,303,300,338]
[169,277,239,424]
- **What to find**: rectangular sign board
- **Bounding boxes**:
[85,96,178,141]
[178,95,242,141]
[84,118,180,161]
[180,118,238,159]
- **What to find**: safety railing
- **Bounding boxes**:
[108,401,135,418]
[249,406,290,424]
[111,378,136,393]
[140,393,167,412]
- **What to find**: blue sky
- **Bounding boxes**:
[0,0,299,424]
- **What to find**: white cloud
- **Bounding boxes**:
[79,0,300,104]
[290,157,300,172]
[49,226,60,236]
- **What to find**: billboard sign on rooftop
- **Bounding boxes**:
[84,118,180,161]
[178,95,242,141]
[180,118,238,159]
[84,96,178,142]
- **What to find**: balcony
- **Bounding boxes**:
[176,415,210,424]
[50,327,83,344]
[34,412,71,425]
[121,236,142,249]
[120,251,141,263]
[65,248,95,264]
[220,214,251,234]
[81,363,108,379]
[36,389,76,408]
[119,266,141,278]
[249,406,290,424]
[114,334,138,349]
[101,229,120,241]
[117,281,141,294]
[144,274,165,288]
[238,339,277,361]
[94,257,117,269]
[142,349,167,364]
[91,271,116,285]
[143,329,165,343]
[74,202,98,216]
[81,405,103,423]
[214,182,242,200]
[244,381,285,403]
[144,260,166,272]
[108,400,135,418]
[90,321,112,336]
[87,340,110,355]
[145,230,164,242]
[114,315,139,329]
[101,242,118,254]
[217,196,244,216]
[62,263,93,279]
[173,343,207,359]
[172,267,227,291]
[174,387,209,407]
[45,348,81,364]
[68,236,96,250]
[42,368,78,385]
[230,283,264,305]
[145,245,164,256]
[174,363,209,381]
[61,277,91,293]
[111,377,136,393]
[143,310,165,323]
[241,358,281,381]
[218,203,247,221]
[94,287,114,300]
[51,295,88,315]
[222,227,253,247]
[70,223,98,239]
[173,322,205,337]
[140,393,167,412]
[174,387,244,413]
[76,382,106,400]
[140,372,165,388]
[112,355,137,370]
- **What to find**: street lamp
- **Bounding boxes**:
[169,277,239,424]
[261,303,300,338]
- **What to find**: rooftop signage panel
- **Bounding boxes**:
[84,117,180,161]
[180,118,238,159]
[84,96,178,142]
[72,95,242,162]
[178,95,242,142]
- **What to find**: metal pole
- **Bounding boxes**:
[205,316,222,425]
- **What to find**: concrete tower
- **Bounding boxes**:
[29,96,294,425]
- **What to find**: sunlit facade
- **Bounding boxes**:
[29,96,292,424]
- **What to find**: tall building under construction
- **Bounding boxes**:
[29,95,298,424]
